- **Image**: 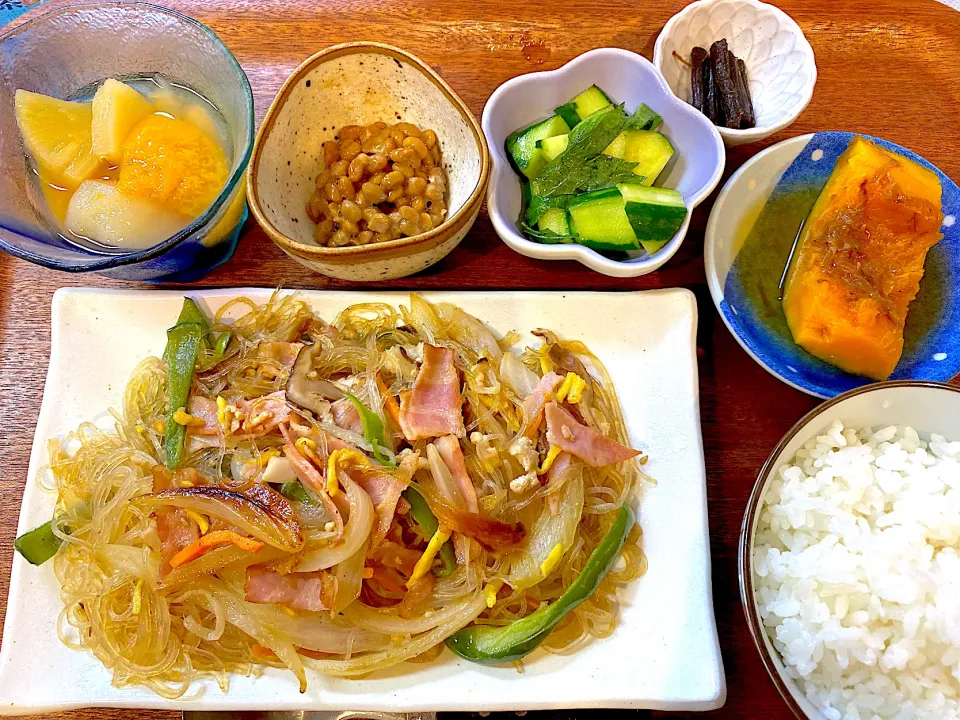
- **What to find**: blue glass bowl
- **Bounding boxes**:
[0,2,254,282]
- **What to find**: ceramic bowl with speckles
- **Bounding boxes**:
[247,42,489,281]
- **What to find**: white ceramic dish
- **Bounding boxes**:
[739,381,960,720]
[0,287,725,714]
[482,47,724,278]
[653,0,817,147]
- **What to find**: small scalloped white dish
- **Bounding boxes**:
[482,48,725,278]
[653,0,817,147]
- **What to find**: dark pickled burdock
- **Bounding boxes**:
[686,38,756,129]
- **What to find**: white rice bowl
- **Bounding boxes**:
[754,419,960,720]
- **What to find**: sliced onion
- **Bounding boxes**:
[143,485,303,552]
[162,544,288,587]
[436,302,503,361]
[295,472,373,572]
[95,544,151,580]
[426,443,463,507]
[404,293,445,345]
[198,578,306,691]
[175,589,226,642]
[500,351,539,397]
[317,422,396,466]
[318,421,367,450]
[249,601,388,653]
[331,538,368,615]
[508,467,584,590]
[293,499,334,529]
[342,591,481,635]
[302,592,486,677]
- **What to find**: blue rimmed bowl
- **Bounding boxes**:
[705,131,960,398]
[0,3,254,282]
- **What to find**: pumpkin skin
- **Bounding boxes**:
[782,136,944,381]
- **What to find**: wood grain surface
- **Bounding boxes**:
[2,0,960,718]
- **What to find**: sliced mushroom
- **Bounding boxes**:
[285,343,343,417]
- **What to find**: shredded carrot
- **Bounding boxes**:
[253,644,331,661]
[523,417,542,439]
[376,374,402,426]
[169,530,263,568]
[251,643,276,659]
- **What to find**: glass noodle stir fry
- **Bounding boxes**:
[306,122,448,247]
[32,292,647,696]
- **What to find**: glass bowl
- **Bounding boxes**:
[0,2,254,282]
[739,381,960,719]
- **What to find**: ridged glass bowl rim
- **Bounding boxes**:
[737,380,960,720]
[0,1,254,273]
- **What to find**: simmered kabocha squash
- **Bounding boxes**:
[782,136,944,380]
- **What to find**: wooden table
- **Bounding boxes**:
[2,0,959,717]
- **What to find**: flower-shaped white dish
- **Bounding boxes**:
[482,48,724,278]
[653,0,817,147]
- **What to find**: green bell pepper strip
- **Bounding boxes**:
[163,299,234,365]
[212,331,232,359]
[163,298,209,362]
[403,487,456,578]
[446,503,635,664]
[175,297,209,331]
[15,519,62,566]
[342,390,394,466]
[163,320,204,470]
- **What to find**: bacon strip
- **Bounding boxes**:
[245,565,334,612]
[280,425,344,538]
[348,451,416,548]
[521,372,563,436]
[238,391,291,436]
[186,396,220,436]
[435,435,478,513]
[398,573,434,618]
[350,469,406,548]
[331,398,363,435]
[544,402,640,467]
[151,466,199,579]
[398,345,464,441]
[417,485,525,551]
[546,451,575,516]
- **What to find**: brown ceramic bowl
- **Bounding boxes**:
[247,42,489,281]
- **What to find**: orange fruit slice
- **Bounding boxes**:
[117,114,228,219]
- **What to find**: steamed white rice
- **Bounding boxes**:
[754,420,960,720]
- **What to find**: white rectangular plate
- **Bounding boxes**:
[0,288,725,714]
